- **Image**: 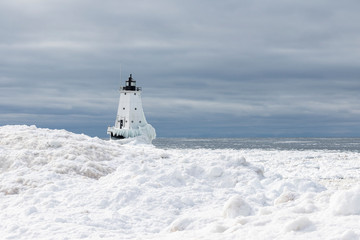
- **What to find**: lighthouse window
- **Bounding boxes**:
[131,120,134,123]
[124,93,126,95]
[123,107,125,110]
[134,93,136,95]
[139,121,141,123]
[135,108,137,110]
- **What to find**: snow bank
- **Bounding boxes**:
[1,125,360,240]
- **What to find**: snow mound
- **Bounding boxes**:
[284,216,314,232]
[223,195,252,218]
[0,125,119,194]
[330,185,360,215]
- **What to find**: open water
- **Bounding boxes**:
[153,138,360,152]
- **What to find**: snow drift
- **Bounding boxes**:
[1,125,360,239]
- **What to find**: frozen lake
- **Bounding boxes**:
[1,125,360,239]
[154,137,360,152]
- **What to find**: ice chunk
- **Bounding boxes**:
[340,230,358,240]
[223,195,252,218]
[169,217,193,232]
[274,191,297,205]
[24,206,38,216]
[226,156,247,168]
[330,185,360,215]
[208,166,223,178]
[284,216,313,232]
[209,223,228,233]
[186,163,205,177]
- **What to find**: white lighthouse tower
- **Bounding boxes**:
[107,74,156,141]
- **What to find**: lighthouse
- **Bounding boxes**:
[107,74,156,141]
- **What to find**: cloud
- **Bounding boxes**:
[1,0,360,137]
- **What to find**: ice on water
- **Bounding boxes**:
[108,123,156,143]
[1,125,360,239]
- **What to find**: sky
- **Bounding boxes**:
[1,0,360,138]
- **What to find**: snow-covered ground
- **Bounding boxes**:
[1,125,360,239]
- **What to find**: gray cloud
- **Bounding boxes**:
[1,0,360,137]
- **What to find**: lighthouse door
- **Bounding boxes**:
[119,119,124,129]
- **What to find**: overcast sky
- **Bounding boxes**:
[1,0,360,138]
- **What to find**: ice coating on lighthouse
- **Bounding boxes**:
[107,74,156,143]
